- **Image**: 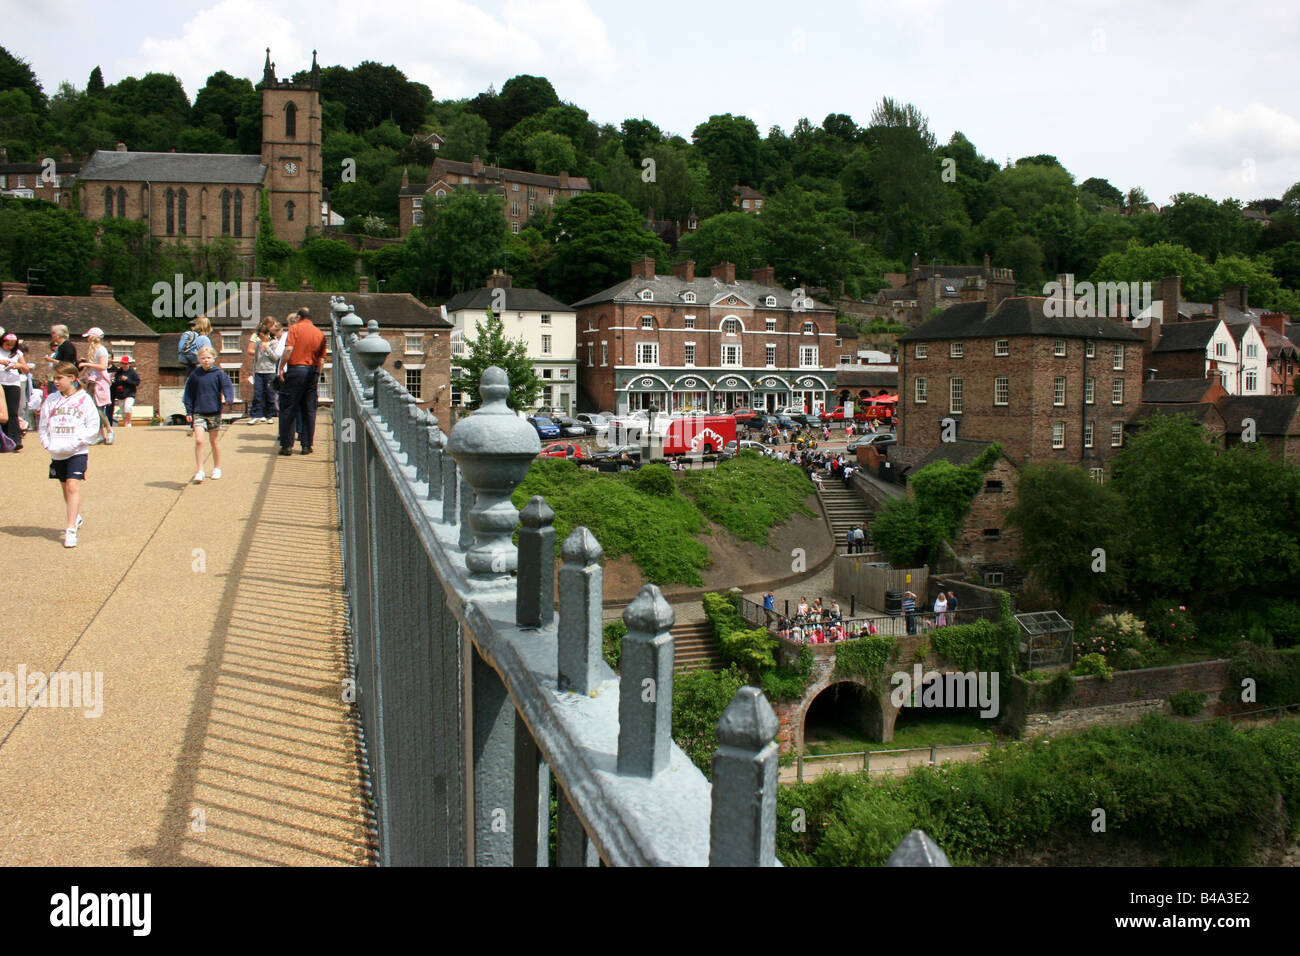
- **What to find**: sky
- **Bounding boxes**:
[6,0,1299,205]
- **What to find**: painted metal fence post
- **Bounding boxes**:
[557,527,603,695]
[709,686,779,866]
[517,496,555,629]
[617,584,674,777]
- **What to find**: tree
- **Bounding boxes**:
[760,184,853,289]
[678,212,766,273]
[408,188,508,296]
[1090,240,1218,301]
[86,66,105,96]
[1005,462,1126,621]
[620,117,662,162]
[0,46,47,114]
[1079,176,1124,210]
[692,114,762,208]
[458,310,541,411]
[7,206,95,295]
[255,189,293,273]
[523,130,577,175]
[192,70,254,141]
[544,192,668,303]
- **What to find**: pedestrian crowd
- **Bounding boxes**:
[6,306,327,548]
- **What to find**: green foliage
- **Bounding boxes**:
[677,212,766,273]
[457,310,541,412]
[602,620,627,671]
[672,665,747,777]
[931,619,1002,672]
[1143,601,1198,648]
[1041,670,1075,708]
[677,453,816,544]
[1225,645,1300,709]
[1168,690,1205,717]
[702,592,777,673]
[760,647,814,702]
[833,634,897,690]
[544,192,669,303]
[1073,653,1113,681]
[301,236,356,276]
[1005,461,1126,621]
[1076,612,1162,670]
[255,189,292,272]
[511,457,709,586]
[781,715,1295,866]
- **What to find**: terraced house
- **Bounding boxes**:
[573,258,840,415]
[897,297,1145,478]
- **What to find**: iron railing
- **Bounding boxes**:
[330,301,781,866]
[329,297,946,866]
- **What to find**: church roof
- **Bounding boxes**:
[79,150,267,185]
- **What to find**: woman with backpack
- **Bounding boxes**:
[178,318,213,378]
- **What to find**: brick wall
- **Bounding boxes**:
[901,335,1143,470]
[954,455,1021,563]
[83,181,259,257]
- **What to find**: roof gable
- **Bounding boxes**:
[898,297,1143,343]
[79,150,266,185]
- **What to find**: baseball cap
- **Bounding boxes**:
[120,356,131,364]
[83,327,105,338]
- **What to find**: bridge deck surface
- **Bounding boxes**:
[0,412,368,866]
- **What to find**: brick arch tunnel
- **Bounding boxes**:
[798,680,896,748]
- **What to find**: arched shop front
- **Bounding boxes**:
[754,375,792,412]
[670,375,710,412]
[623,374,672,412]
[712,374,753,412]
[788,374,832,415]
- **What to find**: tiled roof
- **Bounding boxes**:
[204,290,452,330]
[1228,321,1299,356]
[915,439,1002,470]
[435,158,590,191]
[444,287,574,314]
[0,294,158,338]
[572,275,832,311]
[0,161,81,174]
[897,297,1143,343]
[79,150,266,185]
[1142,379,1216,403]
[1217,395,1300,436]
[835,367,897,388]
[158,332,184,369]
[836,323,859,338]
[1153,319,1221,352]
[733,185,764,199]
[1128,403,1224,429]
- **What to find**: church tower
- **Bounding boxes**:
[260,49,322,246]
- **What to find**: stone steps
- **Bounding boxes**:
[673,621,723,672]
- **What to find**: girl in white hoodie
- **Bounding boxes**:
[39,362,101,548]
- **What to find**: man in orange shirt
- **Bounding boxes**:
[276,307,326,455]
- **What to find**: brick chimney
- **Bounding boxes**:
[486,270,512,289]
[300,278,314,292]
[911,252,921,279]
[631,257,656,280]
[1213,295,1226,321]
[559,171,570,188]
[983,253,991,272]
[0,147,7,163]
[115,142,127,152]
[1261,311,1288,337]
[710,262,736,284]
[1224,283,1248,312]
[1,281,28,300]
[358,275,370,294]
[89,284,115,298]
[267,276,278,292]
[751,265,775,286]
[400,168,409,188]
[471,155,483,176]
[673,260,695,282]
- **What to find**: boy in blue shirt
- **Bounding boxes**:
[182,346,233,483]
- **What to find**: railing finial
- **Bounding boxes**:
[709,686,779,866]
[617,584,675,778]
[557,527,603,694]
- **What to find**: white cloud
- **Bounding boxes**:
[1185,103,1300,165]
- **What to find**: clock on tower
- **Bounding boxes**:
[283,161,298,176]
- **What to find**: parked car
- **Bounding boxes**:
[528,416,562,440]
[724,440,767,455]
[847,432,897,451]
[540,442,585,459]
[575,413,610,434]
[589,444,642,462]
[552,416,589,438]
[732,407,759,422]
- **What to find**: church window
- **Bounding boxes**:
[116,187,126,218]
[104,187,113,218]
[233,190,243,237]
[221,189,231,235]
[165,189,175,235]
[286,200,295,222]
[285,102,297,139]
[178,188,187,234]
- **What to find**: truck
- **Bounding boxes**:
[660,414,736,455]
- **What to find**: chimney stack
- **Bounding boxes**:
[1213,295,1226,321]
[471,155,483,176]
[630,257,656,280]
[559,170,570,188]
[267,276,278,292]
[751,265,775,286]
[1224,283,1248,312]
[1,281,29,300]
[0,147,7,163]
[983,253,992,272]
[486,270,512,289]
[1261,311,1288,337]
[115,142,127,152]
[88,285,115,298]
[911,252,921,279]
[300,278,314,292]
[710,262,736,284]
[358,276,370,294]
[673,260,695,282]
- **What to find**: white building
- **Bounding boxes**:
[444,272,577,412]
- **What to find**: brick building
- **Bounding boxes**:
[732,185,764,214]
[897,297,1145,478]
[76,50,322,262]
[398,156,590,237]
[0,282,161,414]
[1218,395,1300,465]
[862,254,1017,327]
[198,283,454,430]
[0,148,80,207]
[572,258,839,415]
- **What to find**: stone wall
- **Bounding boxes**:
[1006,659,1230,738]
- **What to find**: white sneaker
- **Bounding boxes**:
[194,470,205,483]
[105,430,116,445]
[211,468,223,479]
[75,514,83,531]
[64,529,78,548]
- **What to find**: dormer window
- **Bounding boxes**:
[683,291,696,304]
[802,322,815,335]
[640,289,653,301]
[765,296,776,307]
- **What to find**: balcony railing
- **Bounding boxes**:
[329,298,783,866]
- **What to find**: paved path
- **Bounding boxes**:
[0,414,368,866]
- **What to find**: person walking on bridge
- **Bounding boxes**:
[276,307,326,456]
